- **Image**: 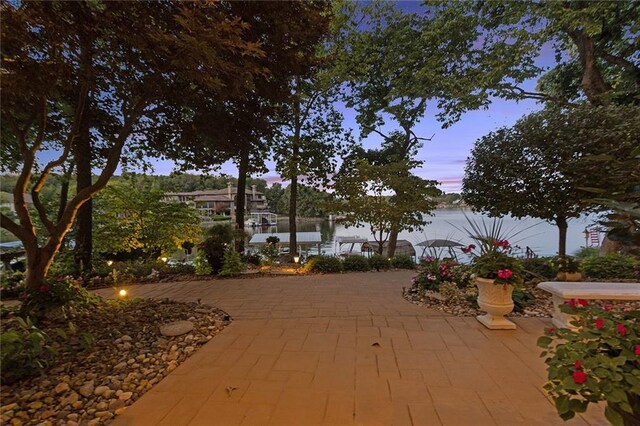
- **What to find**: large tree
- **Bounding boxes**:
[331,158,440,254]
[272,76,353,258]
[1,1,274,290]
[93,181,201,260]
[463,104,640,257]
[424,1,640,106]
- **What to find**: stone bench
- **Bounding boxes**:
[537,281,640,329]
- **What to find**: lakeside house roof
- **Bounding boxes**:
[166,187,264,197]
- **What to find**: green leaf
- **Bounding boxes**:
[537,336,553,348]
[604,406,624,426]
[555,395,570,414]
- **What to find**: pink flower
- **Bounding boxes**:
[604,304,612,311]
[565,299,578,308]
[635,345,640,356]
[497,269,513,279]
[595,318,605,329]
[546,327,555,335]
[616,324,627,336]
[574,360,582,369]
[427,274,436,281]
[462,245,474,254]
[39,285,50,293]
[572,370,587,384]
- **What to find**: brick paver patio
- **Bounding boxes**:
[101,271,607,426]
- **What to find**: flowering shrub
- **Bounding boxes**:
[413,257,472,292]
[20,276,99,319]
[537,301,640,425]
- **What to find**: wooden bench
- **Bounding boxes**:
[537,281,640,329]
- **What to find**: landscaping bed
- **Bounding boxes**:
[0,298,230,426]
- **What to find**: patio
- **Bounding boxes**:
[98,271,607,426]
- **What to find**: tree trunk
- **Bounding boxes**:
[24,239,59,291]
[289,94,301,259]
[235,144,249,253]
[57,162,74,223]
[556,216,568,258]
[569,30,610,105]
[387,226,399,257]
[74,110,93,276]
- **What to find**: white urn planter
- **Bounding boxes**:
[475,277,516,330]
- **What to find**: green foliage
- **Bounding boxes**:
[538,303,640,424]
[0,270,24,299]
[219,246,245,277]
[1,316,54,383]
[580,254,637,279]
[241,253,262,266]
[458,215,525,286]
[342,256,370,272]
[390,255,415,270]
[200,224,234,274]
[414,257,472,292]
[463,105,640,257]
[573,247,600,259]
[260,236,281,265]
[20,276,100,320]
[551,256,581,274]
[47,248,76,278]
[522,257,557,281]
[368,254,390,272]
[93,181,202,259]
[331,159,439,253]
[512,288,536,313]
[166,262,196,275]
[121,260,167,279]
[304,256,343,274]
[193,251,212,276]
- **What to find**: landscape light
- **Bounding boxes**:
[293,255,300,264]
[161,257,168,263]
[119,289,127,297]
[106,260,113,266]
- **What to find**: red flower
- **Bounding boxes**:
[616,324,627,336]
[565,299,578,308]
[38,285,50,293]
[497,269,513,279]
[635,345,640,356]
[574,360,582,369]
[604,304,612,311]
[595,318,605,329]
[462,245,474,254]
[572,370,587,384]
[546,327,555,335]
[577,299,589,307]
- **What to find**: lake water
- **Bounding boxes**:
[246,208,603,258]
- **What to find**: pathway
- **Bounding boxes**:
[100,271,606,426]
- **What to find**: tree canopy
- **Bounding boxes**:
[463,104,640,256]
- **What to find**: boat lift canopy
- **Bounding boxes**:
[248,232,322,246]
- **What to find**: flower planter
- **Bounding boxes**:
[475,277,516,330]
[556,272,582,282]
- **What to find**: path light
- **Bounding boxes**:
[106,260,113,266]
[160,257,168,263]
[118,289,127,298]
[293,255,300,264]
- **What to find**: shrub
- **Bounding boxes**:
[123,259,167,278]
[538,302,640,424]
[343,256,370,272]
[391,255,415,269]
[200,224,234,274]
[551,256,581,273]
[522,257,557,280]
[260,236,280,265]
[581,254,636,279]
[369,254,390,271]
[219,246,245,277]
[194,251,212,275]
[1,316,54,383]
[0,271,25,299]
[47,248,76,277]
[20,276,100,319]
[304,255,343,273]
[573,247,599,259]
[512,288,536,312]
[166,263,196,275]
[242,253,262,266]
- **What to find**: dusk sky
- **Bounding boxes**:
[142,2,558,194]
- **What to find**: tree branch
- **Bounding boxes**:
[0,213,30,242]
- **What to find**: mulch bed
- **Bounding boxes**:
[0,299,230,426]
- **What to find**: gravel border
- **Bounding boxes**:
[0,299,230,426]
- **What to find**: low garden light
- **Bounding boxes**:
[293,255,300,264]
[118,289,127,297]
[106,260,113,266]
[160,257,168,263]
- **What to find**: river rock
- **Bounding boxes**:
[159,320,194,337]
[78,381,94,397]
[93,386,110,396]
[54,383,70,395]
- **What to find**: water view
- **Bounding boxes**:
[246,208,602,258]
